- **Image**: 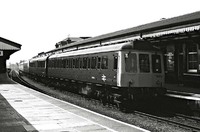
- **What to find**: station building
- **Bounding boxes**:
[0,37,21,73]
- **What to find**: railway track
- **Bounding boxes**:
[11,70,200,132]
[135,111,200,132]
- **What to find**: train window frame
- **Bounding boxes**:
[139,53,150,73]
[125,52,137,73]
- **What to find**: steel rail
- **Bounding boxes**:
[135,111,200,132]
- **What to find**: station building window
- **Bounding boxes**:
[187,43,198,73]
[165,45,175,72]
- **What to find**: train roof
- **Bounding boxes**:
[49,41,159,59]
[50,11,200,52]
[29,55,48,62]
[49,42,133,59]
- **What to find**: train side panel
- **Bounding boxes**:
[47,51,118,86]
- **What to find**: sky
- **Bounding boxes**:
[1,0,200,64]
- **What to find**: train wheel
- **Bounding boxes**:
[100,94,106,106]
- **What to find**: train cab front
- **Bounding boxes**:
[118,51,166,100]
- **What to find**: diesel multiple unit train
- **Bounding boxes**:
[19,40,166,109]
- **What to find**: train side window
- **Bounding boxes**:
[88,57,91,69]
[152,55,161,73]
[101,56,108,69]
[125,53,137,72]
[97,57,101,69]
[66,59,69,68]
[54,59,56,68]
[73,59,76,68]
[80,58,83,69]
[139,54,150,73]
[83,57,87,69]
[68,58,72,68]
[59,59,62,68]
[91,57,97,69]
[113,56,118,70]
[75,58,79,68]
[62,59,66,68]
[53,60,56,68]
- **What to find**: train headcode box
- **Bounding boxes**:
[0,51,3,56]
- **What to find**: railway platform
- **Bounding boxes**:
[0,73,148,132]
[166,83,200,95]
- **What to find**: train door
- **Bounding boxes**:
[164,44,177,83]
[164,44,182,83]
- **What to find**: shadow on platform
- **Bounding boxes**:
[0,73,16,84]
[0,93,38,132]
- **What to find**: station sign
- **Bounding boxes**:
[0,51,3,56]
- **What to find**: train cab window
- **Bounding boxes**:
[152,55,161,73]
[113,56,118,70]
[139,54,150,73]
[101,56,108,69]
[91,57,97,69]
[125,53,137,72]
[97,57,101,69]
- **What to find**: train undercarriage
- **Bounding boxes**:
[25,72,166,111]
